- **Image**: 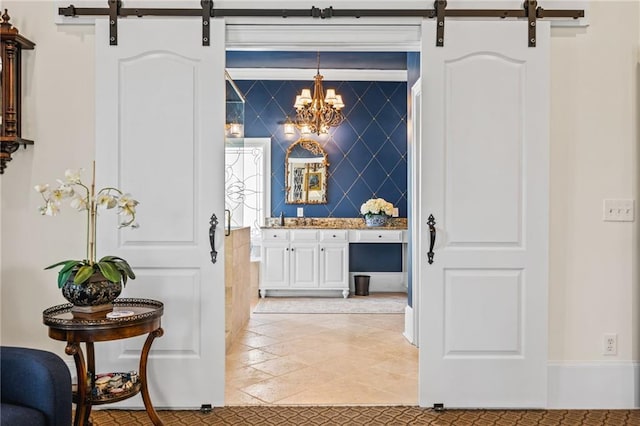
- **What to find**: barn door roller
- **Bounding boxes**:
[59,1,584,47]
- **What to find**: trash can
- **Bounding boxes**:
[354,275,370,296]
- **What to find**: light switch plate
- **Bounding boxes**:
[392,208,399,218]
[297,207,304,217]
[603,199,635,222]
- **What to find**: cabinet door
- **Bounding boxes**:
[261,243,289,288]
[290,243,319,288]
[319,243,348,288]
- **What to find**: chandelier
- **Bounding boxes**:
[287,52,345,135]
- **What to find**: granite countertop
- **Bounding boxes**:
[262,217,408,230]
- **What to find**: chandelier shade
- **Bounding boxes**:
[290,53,345,135]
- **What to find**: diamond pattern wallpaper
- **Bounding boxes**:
[235,80,408,219]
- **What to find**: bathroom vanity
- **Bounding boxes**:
[259,218,408,298]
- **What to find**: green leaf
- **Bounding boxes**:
[73,265,94,285]
[58,268,74,289]
[97,262,121,283]
[45,260,76,270]
[116,262,136,279]
[59,261,83,274]
[99,255,126,263]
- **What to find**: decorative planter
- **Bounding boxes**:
[364,214,388,227]
[61,271,122,313]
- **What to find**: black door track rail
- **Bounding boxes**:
[59,0,584,47]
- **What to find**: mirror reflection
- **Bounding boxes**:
[285,138,328,204]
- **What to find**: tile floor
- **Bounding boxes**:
[225,312,418,405]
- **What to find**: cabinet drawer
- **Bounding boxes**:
[320,230,348,242]
[291,229,319,242]
[351,230,403,243]
[263,229,289,240]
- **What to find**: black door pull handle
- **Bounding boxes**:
[428,214,436,264]
[209,213,218,264]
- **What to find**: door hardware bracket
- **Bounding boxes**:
[525,0,537,47]
[201,0,212,46]
[434,0,446,47]
[108,0,121,46]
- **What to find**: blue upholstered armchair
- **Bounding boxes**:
[1,346,72,426]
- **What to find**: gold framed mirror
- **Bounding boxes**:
[285,138,328,204]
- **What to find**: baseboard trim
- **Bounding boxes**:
[548,361,640,408]
[403,305,414,344]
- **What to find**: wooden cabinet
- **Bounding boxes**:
[260,229,348,298]
[0,10,35,174]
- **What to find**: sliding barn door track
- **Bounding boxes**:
[59,0,584,47]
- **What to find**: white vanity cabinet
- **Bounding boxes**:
[260,229,349,298]
[319,230,349,290]
[260,229,290,288]
[289,230,319,289]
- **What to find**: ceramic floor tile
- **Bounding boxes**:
[239,376,309,403]
[226,348,280,366]
[226,365,274,390]
[225,389,269,405]
[226,309,418,406]
[250,356,309,377]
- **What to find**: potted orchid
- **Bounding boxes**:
[360,197,394,227]
[35,163,139,310]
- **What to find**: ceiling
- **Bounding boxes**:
[226,51,408,70]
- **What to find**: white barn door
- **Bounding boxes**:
[420,20,550,408]
[94,18,226,408]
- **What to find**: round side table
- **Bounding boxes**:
[43,298,164,426]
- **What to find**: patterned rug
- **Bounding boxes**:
[90,407,640,425]
[253,293,406,314]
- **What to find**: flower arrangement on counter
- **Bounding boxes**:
[35,162,139,288]
[360,198,394,218]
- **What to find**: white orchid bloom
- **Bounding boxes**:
[96,193,117,209]
[49,188,66,202]
[70,195,88,211]
[118,194,139,216]
[34,184,50,194]
[57,183,75,198]
[64,169,82,184]
[44,201,60,216]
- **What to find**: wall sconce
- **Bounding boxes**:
[284,118,295,136]
[226,122,243,137]
[229,122,242,137]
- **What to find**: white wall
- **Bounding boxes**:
[1,2,95,353]
[548,0,639,362]
[0,0,638,381]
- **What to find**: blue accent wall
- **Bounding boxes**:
[235,80,408,219]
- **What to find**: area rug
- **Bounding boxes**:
[90,407,640,426]
[253,293,406,314]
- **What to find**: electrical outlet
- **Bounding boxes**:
[603,199,634,222]
[296,207,304,217]
[392,208,399,218]
[603,333,617,355]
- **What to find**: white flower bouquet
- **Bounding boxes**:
[360,198,394,217]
